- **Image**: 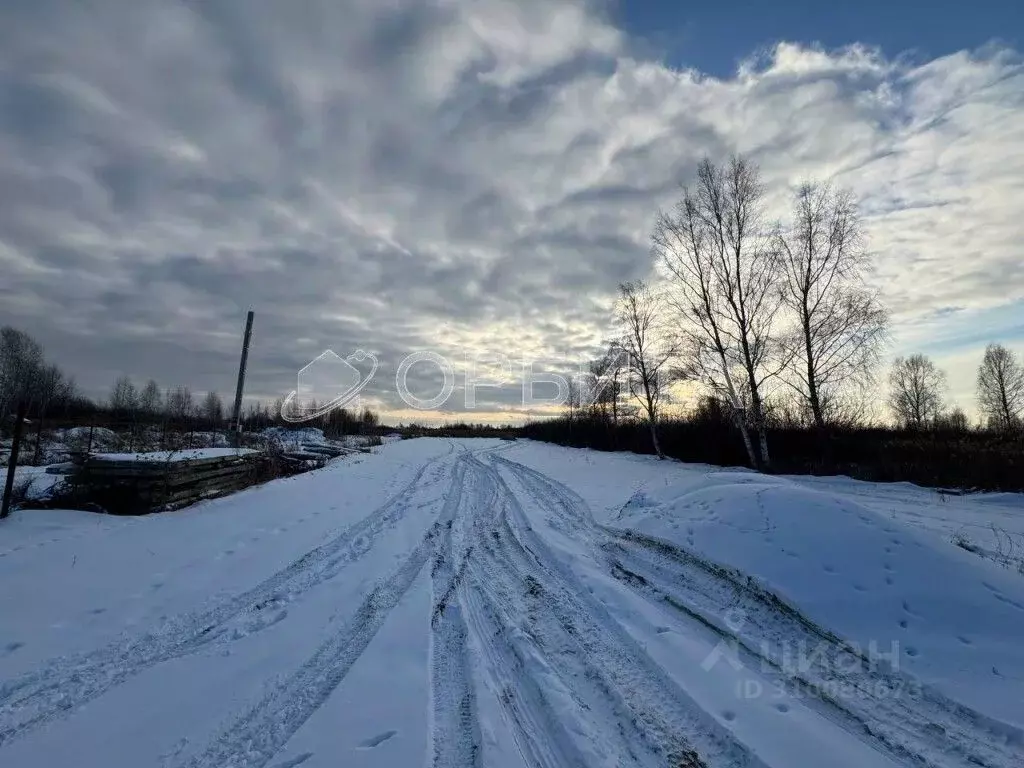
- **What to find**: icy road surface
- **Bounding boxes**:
[1,438,1022,768]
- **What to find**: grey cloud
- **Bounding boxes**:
[0,1,1021,420]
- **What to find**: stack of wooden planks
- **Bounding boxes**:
[70,450,261,514]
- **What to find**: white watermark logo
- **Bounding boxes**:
[281,350,378,422]
[280,348,627,422]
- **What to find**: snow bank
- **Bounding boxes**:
[621,472,1024,726]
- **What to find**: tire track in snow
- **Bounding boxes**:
[464,492,657,765]
[474,454,767,768]
[0,450,455,748]
[456,454,593,768]
[497,455,1024,768]
[606,530,1024,768]
[434,451,599,768]
[176,457,469,768]
[460,576,591,768]
[428,458,482,768]
[178,523,443,768]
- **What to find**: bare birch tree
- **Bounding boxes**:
[976,343,1024,432]
[564,378,584,422]
[31,364,69,464]
[654,155,781,468]
[889,355,946,429]
[165,385,195,421]
[109,375,139,419]
[588,343,626,424]
[139,379,163,417]
[201,391,225,425]
[774,182,888,429]
[616,280,674,459]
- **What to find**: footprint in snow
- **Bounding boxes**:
[885,576,894,586]
[822,564,836,573]
[775,703,790,713]
[89,607,107,615]
[905,646,919,657]
[721,710,736,722]
[2,641,24,657]
[958,636,972,645]
[899,619,908,629]
[992,593,1024,611]
[655,626,671,634]
[358,730,398,749]
[268,753,314,768]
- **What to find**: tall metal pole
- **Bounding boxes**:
[231,311,255,447]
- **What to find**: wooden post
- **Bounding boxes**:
[231,311,255,447]
[1,401,29,520]
[32,408,45,466]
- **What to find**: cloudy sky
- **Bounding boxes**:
[1,0,1022,424]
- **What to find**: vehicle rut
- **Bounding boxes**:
[496,455,1024,768]
[0,450,455,747]
[428,457,485,768]
[471,454,772,768]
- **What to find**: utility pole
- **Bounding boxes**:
[231,311,255,447]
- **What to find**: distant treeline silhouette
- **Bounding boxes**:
[522,410,1024,492]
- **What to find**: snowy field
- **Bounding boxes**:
[1,438,1021,768]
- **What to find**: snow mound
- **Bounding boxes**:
[622,475,1024,727]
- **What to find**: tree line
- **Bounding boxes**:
[0,327,234,434]
[1,326,381,450]
[563,155,1023,467]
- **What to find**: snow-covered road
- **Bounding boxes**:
[1,438,1021,767]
